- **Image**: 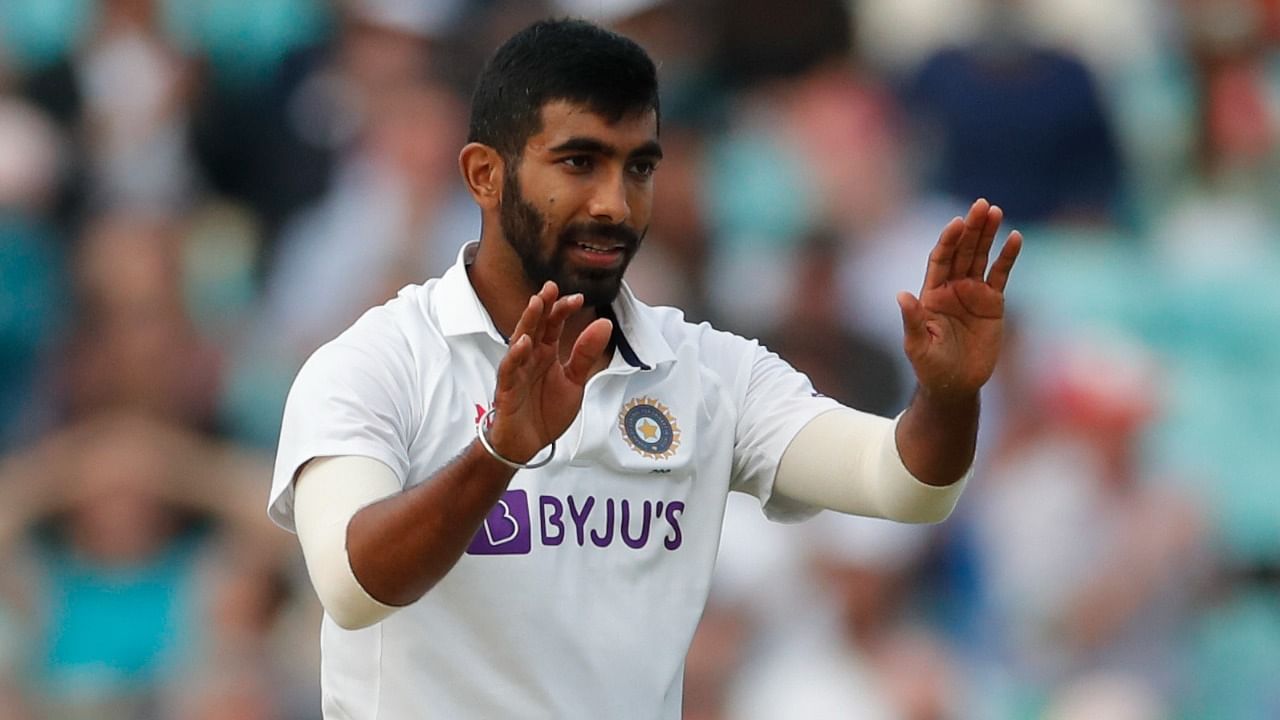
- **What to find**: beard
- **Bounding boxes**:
[499,171,643,308]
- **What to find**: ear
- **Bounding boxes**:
[459,142,504,211]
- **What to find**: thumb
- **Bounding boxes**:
[897,291,929,354]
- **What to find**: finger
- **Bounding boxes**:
[950,198,990,281]
[986,230,1023,292]
[564,318,613,385]
[897,291,929,357]
[537,280,560,313]
[969,204,1002,278]
[527,281,559,344]
[496,334,533,396]
[922,216,965,291]
[510,294,545,346]
[542,293,584,348]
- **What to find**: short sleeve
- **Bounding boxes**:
[268,340,416,532]
[729,341,842,522]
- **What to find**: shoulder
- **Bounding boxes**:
[633,300,767,375]
[669,307,763,353]
[349,282,448,352]
[300,282,445,384]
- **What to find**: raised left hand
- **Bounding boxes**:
[897,198,1022,401]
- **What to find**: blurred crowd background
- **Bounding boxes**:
[0,0,1278,717]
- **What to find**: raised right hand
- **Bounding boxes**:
[485,281,614,463]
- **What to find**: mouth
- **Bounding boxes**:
[568,239,628,268]
[576,240,626,254]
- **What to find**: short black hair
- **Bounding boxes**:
[467,18,660,162]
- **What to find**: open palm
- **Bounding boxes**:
[897,199,1022,400]
[488,282,613,463]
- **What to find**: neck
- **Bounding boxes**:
[468,234,602,359]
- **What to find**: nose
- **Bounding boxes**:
[587,170,630,225]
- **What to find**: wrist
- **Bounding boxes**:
[915,383,980,410]
[477,407,555,470]
[484,419,537,464]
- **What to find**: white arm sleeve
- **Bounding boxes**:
[774,408,969,524]
[293,455,402,629]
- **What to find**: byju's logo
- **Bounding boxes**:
[465,489,532,555]
[466,489,686,555]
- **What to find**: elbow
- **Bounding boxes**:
[328,606,373,631]
[329,610,381,631]
[292,455,407,630]
[302,535,399,629]
[319,584,398,630]
[873,470,967,525]
[874,427,969,524]
[881,498,959,525]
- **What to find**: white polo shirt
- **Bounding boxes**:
[269,242,846,719]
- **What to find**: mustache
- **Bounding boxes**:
[559,221,642,249]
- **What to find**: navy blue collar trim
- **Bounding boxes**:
[496,305,649,371]
[599,304,650,370]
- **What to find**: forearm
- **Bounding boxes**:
[292,285,603,628]
[294,443,518,629]
[895,386,979,487]
[774,408,967,523]
[346,440,516,607]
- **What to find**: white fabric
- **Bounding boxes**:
[293,456,400,629]
[775,408,968,524]
[268,241,935,719]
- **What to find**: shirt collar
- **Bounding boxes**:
[435,241,676,370]
[606,281,676,370]
[435,242,507,343]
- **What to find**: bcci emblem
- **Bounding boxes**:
[619,397,681,460]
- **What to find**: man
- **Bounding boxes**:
[268,18,1021,719]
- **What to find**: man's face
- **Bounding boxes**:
[499,101,661,307]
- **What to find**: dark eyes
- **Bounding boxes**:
[628,160,657,179]
[558,156,658,179]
